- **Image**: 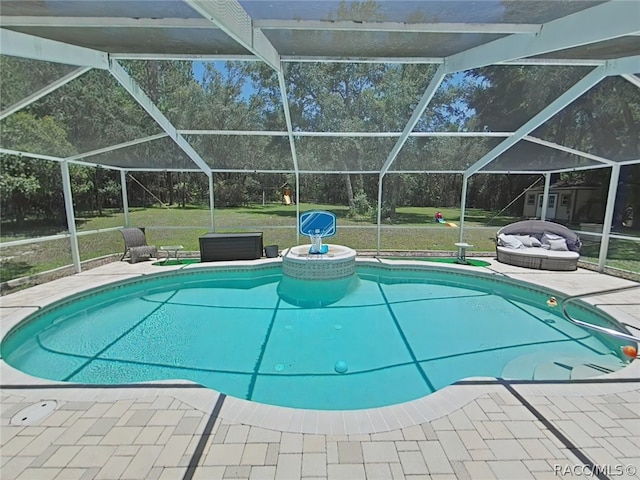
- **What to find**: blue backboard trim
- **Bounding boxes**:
[299,210,336,237]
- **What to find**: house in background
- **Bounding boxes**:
[522,182,603,224]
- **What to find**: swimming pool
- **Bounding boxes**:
[1,264,630,410]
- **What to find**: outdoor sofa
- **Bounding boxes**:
[496,220,581,271]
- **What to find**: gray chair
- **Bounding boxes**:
[119,227,157,263]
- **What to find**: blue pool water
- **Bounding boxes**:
[1,265,629,410]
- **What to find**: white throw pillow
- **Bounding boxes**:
[546,238,569,251]
[498,234,524,249]
[541,232,567,251]
[514,235,542,248]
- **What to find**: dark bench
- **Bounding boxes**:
[199,232,263,262]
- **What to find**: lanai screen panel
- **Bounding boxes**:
[478,141,604,173]
[185,134,294,171]
[83,136,199,170]
[5,27,248,56]
[241,1,604,24]
[414,73,491,133]
[0,1,203,18]
[0,56,81,111]
[265,31,507,58]
[0,0,249,56]
[425,65,593,133]
[284,62,436,132]
[532,76,640,163]
[390,136,505,172]
[122,60,287,131]
[242,0,605,58]
[295,136,398,171]
[1,69,163,159]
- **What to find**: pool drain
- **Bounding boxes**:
[11,401,57,426]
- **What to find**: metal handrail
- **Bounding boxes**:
[559,285,640,343]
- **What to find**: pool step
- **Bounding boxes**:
[503,353,624,380]
[502,352,558,379]
[570,362,623,379]
[534,356,624,380]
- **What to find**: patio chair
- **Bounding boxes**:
[119,227,157,263]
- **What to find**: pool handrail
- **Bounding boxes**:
[559,285,640,343]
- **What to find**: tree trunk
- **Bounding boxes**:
[344,173,355,209]
[166,172,174,205]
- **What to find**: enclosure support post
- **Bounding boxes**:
[598,164,620,272]
[276,71,300,245]
[209,173,215,231]
[540,173,551,221]
[61,161,81,273]
[376,175,384,254]
[458,174,468,243]
[295,172,300,245]
[120,170,130,227]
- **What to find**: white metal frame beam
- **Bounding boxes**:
[523,136,615,166]
[599,164,621,272]
[277,70,302,243]
[0,17,540,35]
[0,148,118,169]
[66,133,168,162]
[0,67,91,121]
[184,0,281,71]
[380,65,447,176]
[0,17,216,29]
[61,160,81,272]
[109,53,605,67]
[464,65,608,176]
[177,130,513,138]
[622,73,640,89]
[607,55,640,75]
[109,60,211,176]
[254,19,540,34]
[0,28,109,69]
[444,1,640,74]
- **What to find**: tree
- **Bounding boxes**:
[0,113,76,225]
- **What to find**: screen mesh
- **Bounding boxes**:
[295,136,398,171]
[391,136,504,172]
[185,134,294,171]
[479,140,604,172]
[533,76,640,162]
[1,69,163,159]
[284,62,437,132]
[83,136,200,170]
[121,60,287,131]
[0,55,81,111]
[432,65,592,134]
[241,0,603,24]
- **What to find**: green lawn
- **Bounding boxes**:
[2,203,639,282]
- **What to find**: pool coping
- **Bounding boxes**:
[1,256,639,435]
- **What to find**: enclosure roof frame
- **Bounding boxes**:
[1,0,639,175]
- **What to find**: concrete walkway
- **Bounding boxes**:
[1,259,639,480]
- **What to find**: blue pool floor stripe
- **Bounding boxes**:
[504,297,614,356]
[61,290,180,382]
[376,281,436,394]
[35,331,592,382]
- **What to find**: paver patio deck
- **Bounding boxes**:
[1,258,639,480]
